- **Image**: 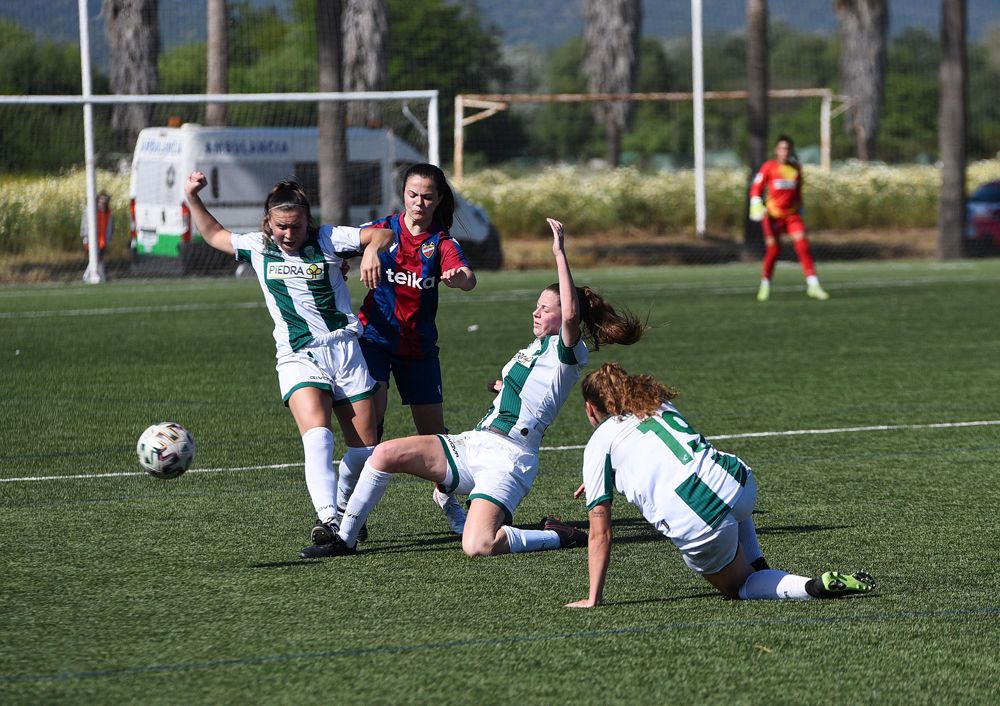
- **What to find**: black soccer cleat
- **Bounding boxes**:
[298,533,356,559]
[540,515,588,549]
[309,519,339,546]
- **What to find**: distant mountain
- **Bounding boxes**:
[1,0,997,73]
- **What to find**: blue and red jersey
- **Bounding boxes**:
[358,213,470,358]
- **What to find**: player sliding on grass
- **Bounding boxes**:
[300,217,645,559]
[565,362,876,607]
[184,171,392,558]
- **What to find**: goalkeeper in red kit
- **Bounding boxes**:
[749,134,829,301]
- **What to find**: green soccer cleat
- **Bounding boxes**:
[815,570,876,598]
[807,282,830,300]
[756,280,770,302]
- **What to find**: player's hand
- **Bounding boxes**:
[359,249,381,289]
[185,171,207,199]
[749,197,766,222]
[547,218,565,256]
[565,598,602,608]
[441,268,464,288]
[573,483,586,499]
[487,379,502,393]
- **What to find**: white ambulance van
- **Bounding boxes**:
[129,124,502,271]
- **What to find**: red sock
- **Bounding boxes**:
[792,238,817,278]
[762,243,780,280]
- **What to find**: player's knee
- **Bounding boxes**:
[461,532,496,558]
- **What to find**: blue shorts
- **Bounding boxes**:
[360,339,443,406]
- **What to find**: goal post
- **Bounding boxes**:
[453,88,850,181]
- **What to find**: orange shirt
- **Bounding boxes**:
[750,160,802,218]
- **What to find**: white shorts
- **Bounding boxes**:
[276,333,377,406]
[435,430,539,524]
[666,472,758,575]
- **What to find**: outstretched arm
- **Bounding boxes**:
[441,266,477,291]
[565,501,612,608]
[547,218,580,348]
[184,172,235,255]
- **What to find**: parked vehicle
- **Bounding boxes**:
[965,180,1000,255]
[129,124,502,272]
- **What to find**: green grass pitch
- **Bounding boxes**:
[2,259,999,703]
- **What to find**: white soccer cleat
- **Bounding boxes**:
[433,488,467,535]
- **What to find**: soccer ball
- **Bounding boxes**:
[137,422,196,479]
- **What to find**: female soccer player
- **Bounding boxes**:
[749,134,829,301]
[184,171,392,557]
[342,163,477,537]
[307,217,645,559]
[565,362,876,606]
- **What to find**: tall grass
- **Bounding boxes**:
[4,161,1000,253]
[461,159,1000,238]
[0,170,130,256]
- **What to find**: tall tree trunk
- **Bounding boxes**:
[103,0,159,148]
[833,0,888,162]
[745,0,769,256]
[342,0,388,127]
[583,0,641,167]
[938,0,966,259]
[317,0,348,225]
[206,0,228,126]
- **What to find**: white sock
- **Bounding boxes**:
[738,518,764,566]
[806,274,820,287]
[738,569,812,600]
[336,445,375,514]
[502,526,561,553]
[302,427,338,525]
[339,461,393,547]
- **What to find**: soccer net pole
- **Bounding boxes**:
[78,0,102,283]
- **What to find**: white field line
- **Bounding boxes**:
[3,419,999,484]
[2,273,999,319]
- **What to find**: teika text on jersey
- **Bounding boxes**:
[385,267,436,289]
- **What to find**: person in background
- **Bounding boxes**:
[565,362,876,607]
[81,191,112,281]
[749,134,830,301]
[344,163,477,539]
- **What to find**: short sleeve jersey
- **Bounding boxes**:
[475,333,589,453]
[357,213,470,358]
[581,402,751,544]
[232,225,362,357]
[750,159,802,218]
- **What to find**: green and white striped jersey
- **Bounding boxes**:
[475,333,589,452]
[582,402,751,544]
[232,225,362,357]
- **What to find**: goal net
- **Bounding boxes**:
[0,91,438,283]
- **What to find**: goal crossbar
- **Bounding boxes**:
[454,89,849,180]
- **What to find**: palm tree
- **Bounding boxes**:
[342,0,388,128]
[583,0,641,166]
[745,0,769,254]
[206,0,228,127]
[938,0,966,259]
[833,0,888,162]
[103,0,159,148]
[317,0,348,225]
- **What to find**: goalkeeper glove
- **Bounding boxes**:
[749,197,766,222]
